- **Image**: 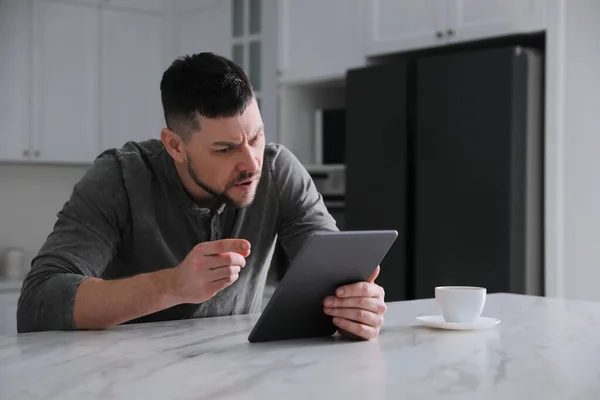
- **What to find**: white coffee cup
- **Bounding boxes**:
[435,286,486,323]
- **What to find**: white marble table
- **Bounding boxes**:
[1,293,600,399]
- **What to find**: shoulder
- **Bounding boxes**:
[262,142,314,199]
[263,142,307,177]
[75,139,165,196]
[101,139,165,169]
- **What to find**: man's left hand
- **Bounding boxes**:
[323,266,386,340]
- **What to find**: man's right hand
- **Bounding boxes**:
[72,238,251,330]
[165,239,252,304]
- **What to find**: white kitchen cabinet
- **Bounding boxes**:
[34,0,163,12]
[228,0,278,143]
[171,0,232,59]
[366,0,446,56]
[42,0,102,5]
[32,0,100,163]
[278,0,366,84]
[446,0,546,45]
[367,0,547,57]
[0,0,167,163]
[100,7,166,150]
[0,0,31,162]
[103,0,164,12]
[0,291,19,336]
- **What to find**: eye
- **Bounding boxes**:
[251,133,263,144]
[216,147,231,154]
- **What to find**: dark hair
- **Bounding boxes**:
[160,52,254,141]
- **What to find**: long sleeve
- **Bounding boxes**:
[272,145,339,261]
[17,153,130,333]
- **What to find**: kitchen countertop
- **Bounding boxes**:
[1,293,600,399]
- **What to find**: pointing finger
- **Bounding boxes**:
[196,239,251,256]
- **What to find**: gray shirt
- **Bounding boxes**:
[17,140,338,333]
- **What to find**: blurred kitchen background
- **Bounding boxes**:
[1,0,599,334]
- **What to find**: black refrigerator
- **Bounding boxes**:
[345,46,544,301]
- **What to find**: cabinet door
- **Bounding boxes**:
[36,0,103,5]
[0,0,31,161]
[345,64,409,302]
[0,292,19,335]
[278,0,366,83]
[100,8,166,150]
[172,0,231,59]
[366,0,446,56]
[447,0,546,44]
[104,0,164,12]
[229,0,278,144]
[32,0,100,163]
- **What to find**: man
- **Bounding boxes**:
[17,53,386,340]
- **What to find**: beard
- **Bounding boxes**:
[185,155,259,209]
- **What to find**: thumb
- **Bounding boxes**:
[368,265,380,283]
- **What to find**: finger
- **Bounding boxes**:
[205,273,239,291]
[208,265,241,282]
[324,307,383,328]
[196,239,251,256]
[368,265,380,283]
[323,297,387,314]
[332,317,378,340]
[202,252,247,270]
[335,281,383,299]
[238,248,251,258]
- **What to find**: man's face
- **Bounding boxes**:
[183,99,265,208]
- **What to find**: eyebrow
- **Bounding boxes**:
[212,124,264,147]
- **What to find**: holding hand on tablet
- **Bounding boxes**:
[322,265,386,340]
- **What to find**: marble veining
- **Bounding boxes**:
[1,293,600,399]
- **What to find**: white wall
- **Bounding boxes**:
[0,164,88,276]
[545,0,600,301]
[561,0,600,301]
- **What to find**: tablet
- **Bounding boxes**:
[248,230,398,343]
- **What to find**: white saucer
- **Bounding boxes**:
[416,315,501,330]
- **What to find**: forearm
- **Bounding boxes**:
[73,268,180,330]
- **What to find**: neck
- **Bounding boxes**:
[173,160,217,208]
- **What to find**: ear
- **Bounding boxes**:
[161,128,186,164]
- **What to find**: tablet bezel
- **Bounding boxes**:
[247,230,398,343]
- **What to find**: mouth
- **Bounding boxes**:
[235,179,254,186]
[233,178,256,188]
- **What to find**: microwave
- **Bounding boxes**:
[314,107,346,165]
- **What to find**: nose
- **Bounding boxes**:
[236,145,260,174]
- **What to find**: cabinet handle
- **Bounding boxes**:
[447,29,455,36]
[23,150,29,157]
[436,31,444,39]
[34,150,40,157]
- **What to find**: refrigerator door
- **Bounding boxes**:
[345,63,410,301]
[413,46,543,298]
